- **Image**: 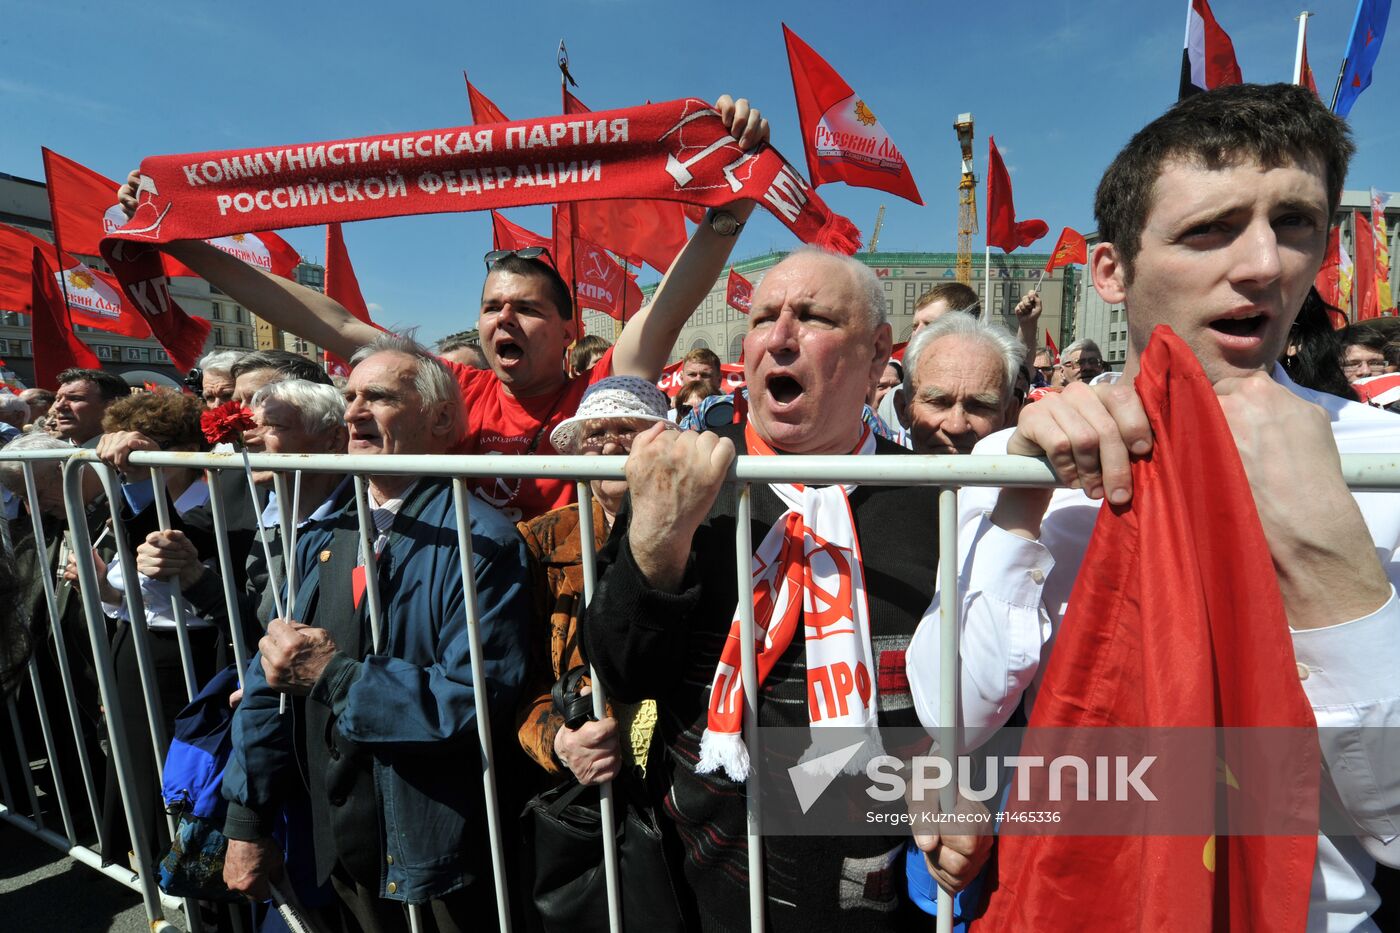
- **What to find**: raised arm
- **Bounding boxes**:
[117,171,379,360]
[609,95,767,380]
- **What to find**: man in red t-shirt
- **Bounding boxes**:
[119,95,769,521]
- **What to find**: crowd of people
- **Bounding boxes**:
[0,83,1396,932]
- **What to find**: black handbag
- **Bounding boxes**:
[520,770,685,932]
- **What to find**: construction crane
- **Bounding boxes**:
[868,205,886,253]
[954,112,978,285]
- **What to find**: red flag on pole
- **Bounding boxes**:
[1354,210,1380,320]
[464,73,510,125]
[30,248,101,387]
[1180,0,1243,98]
[1045,328,1059,362]
[491,211,552,255]
[1043,227,1088,272]
[726,268,753,314]
[43,148,301,280]
[1300,32,1320,97]
[782,24,922,205]
[562,89,689,274]
[986,137,1047,252]
[573,236,643,321]
[1315,225,1343,309]
[978,327,1319,932]
[323,222,377,376]
[0,224,150,337]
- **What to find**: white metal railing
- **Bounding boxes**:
[0,447,1395,933]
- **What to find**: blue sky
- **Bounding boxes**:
[4,0,1396,344]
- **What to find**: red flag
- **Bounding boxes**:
[986,137,1048,252]
[1315,225,1343,309]
[1045,328,1059,362]
[0,224,150,338]
[1043,227,1087,272]
[43,148,302,280]
[323,222,378,377]
[1355,210,1380,321]
[979,327,1318,932]
[1180,0,1243,98]
[562,89,689,274]
[464,73,510,125]
[30,248,100,387]
[1300,32,1319,97]
[726,269,753,314]
[491,211,551,254]
[782,24,922,205]
[573,236,643,322]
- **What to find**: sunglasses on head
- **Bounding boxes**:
[483,247,552,269]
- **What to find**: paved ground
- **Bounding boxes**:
[0,822,188,932]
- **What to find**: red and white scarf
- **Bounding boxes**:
[698,423,879,782]
[100,98,861,372]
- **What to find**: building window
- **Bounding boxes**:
[211,302,222,321]
[97,345,113,360]
[1009,283,1020,299]
[883,282,893,292]
[126,347,142,362]
[2,312,21,326]
[905,283,915,298]
[885,299,894,315]
[214,327,225,344]
[155,350,169,362]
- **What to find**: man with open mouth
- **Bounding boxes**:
[908,83,1400,931]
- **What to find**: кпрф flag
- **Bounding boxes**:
[782,24,922,204]
[726,268,753,314]
[30,248,101,388]
[1333,0,1391,117]
[1180,0,1243,98]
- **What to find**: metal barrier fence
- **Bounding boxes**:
[0,447,1394,933]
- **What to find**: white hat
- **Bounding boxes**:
[550,375,677,453]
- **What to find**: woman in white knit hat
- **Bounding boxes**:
[516,375,675,789]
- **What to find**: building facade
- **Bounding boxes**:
[0,171,325,387]
[584,249,1079,366]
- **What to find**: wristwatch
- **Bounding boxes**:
[706,209,745,237]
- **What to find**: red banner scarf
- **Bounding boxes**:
[101,98,860,371]
[698,420,877,781]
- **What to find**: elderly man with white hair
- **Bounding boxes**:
[195,349,248,408]
[0,393,29,441]
[900,314,1024,455]
[136,378,350,637]
[218,334,533,931]
[583,247,992,931]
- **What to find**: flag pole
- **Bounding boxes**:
[41,153,84,362]
[1293,11,1311,84]
[982,246,991,322]
[559,45,581,339]
[1330,0,1366,110]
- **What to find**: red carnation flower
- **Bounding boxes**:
[201,400,257,446]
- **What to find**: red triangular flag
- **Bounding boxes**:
[782,24,922,205]
[725,268,753,314]
[323,223,380,377]
[1043,227,1087,272]
[30,248,101,388]
[1180,0,1243,98]
[492,211,551,255]
[1045,328,1059,362]
[43,148,301,280]
[560,90,689,274]
[464,73,510,125]
[978,327,1318,932]
[986,137,1048,252]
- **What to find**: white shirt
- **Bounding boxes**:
[906,366,1400,932]
[103,479,214,631]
